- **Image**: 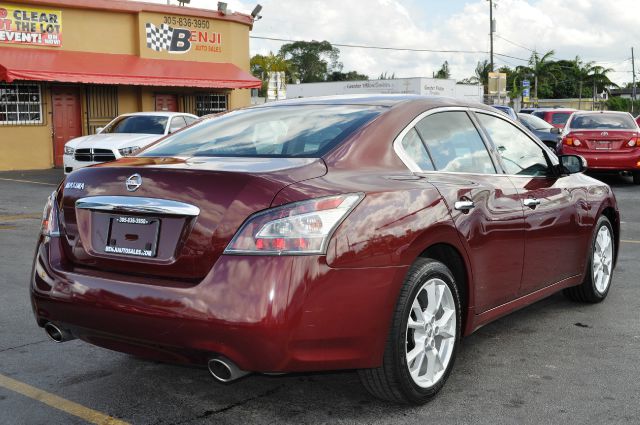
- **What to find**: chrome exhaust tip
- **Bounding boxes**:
[208,357,249,382]
[44,322,75,343]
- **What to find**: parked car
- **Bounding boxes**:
[518,107,536,114]
[491,104,517,120]
[518,113,562,151]
[33,95,619,405]
[560,110,640,184]
[63,112,198,174]
[532,108,577,129]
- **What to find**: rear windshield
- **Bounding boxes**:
[140,105,383,158]
[104,116,168,135]
[550,112,572,125]
[569,114,637,130]
[518,113,554,130]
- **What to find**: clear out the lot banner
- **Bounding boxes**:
[0,4,62,47]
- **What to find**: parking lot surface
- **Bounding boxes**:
[1,169,639,425]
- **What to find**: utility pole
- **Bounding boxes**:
[632,47,636,114]
[489,0,494,72]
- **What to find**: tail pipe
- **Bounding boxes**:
[44,322,75,343]
[208,357,250,383]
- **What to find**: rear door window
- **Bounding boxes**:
[476,113,549,176]
[414,111,496,174]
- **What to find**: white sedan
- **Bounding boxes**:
[63,112,198,174]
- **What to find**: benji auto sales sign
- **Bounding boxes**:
[0,4,62,47]
[145,15,222,54]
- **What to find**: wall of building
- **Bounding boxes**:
[0,1,255,170]
[0,87,52,171]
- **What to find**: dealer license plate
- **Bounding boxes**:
[104,215,160,257]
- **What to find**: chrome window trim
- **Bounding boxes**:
[76,196,200,217]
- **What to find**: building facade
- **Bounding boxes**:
[286,77,484,102]
[0,0,260,170]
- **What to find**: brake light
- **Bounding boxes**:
[627,138,637,147]
[41,191,61,237]
[224,193,363,255]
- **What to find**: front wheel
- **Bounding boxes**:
[564,215,614,303]
[358,258,461,404]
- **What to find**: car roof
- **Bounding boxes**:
[571,110,631,116]
[120,112,197,118]
[533,108,577,112]
[250,94,494,111]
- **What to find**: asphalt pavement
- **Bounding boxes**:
[0,168,638,425]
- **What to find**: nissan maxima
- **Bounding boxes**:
[32,95,619,404]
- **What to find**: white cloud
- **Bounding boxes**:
[140,0,638,85]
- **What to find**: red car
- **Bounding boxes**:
[560,111,640,184]
[32,96,619,404]
[532,108,577,129]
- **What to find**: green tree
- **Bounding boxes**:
[474,59,492,93]
[328,70,369,81]
[434,61,451,79]
[525,50,558,101]
[278,40,341,83]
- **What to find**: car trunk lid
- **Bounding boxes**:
[58,156,327,281]
[570,130,638,152]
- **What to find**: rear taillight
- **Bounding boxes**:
[564,137,581,147]
[627,138,637,147]
[41,191,61,237]
[224,193,363,255]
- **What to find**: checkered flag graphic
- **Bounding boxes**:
[145,23,173,52]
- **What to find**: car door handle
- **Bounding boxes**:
[454,200,475,212]
[523,198,541,208]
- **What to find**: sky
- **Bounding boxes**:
[140,0,638,85]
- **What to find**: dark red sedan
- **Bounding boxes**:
[560,111,640,184]
[32,95,619,404]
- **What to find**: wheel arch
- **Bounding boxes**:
[417,242,473,336]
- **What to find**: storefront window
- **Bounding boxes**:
[0,83,43,125]
[195,93,227,116]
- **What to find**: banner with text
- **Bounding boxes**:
[0,4,62,47]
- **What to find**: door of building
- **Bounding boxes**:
[155,94,178,112]
[52,87,82,167]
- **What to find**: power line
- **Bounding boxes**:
[251,34,631,75]
[250,35,489,55]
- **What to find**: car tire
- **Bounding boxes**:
[358,258,461,404]
[563,216,614,303]
[633,172,640,185]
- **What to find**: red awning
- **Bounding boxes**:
[0,47,261,89]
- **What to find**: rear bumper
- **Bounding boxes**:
[561,148,640,171]
[31,236,406,372]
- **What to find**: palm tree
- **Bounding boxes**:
[588,65,618,110]
[527,50,557,103]
[574,56,595,110]
[250,52,294,97]
[474,60,492,93]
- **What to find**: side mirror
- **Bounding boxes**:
[96,127,104,134]
[550,127,561,134]
[558,154,587,175]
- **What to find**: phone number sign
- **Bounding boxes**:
[0,4,62,47]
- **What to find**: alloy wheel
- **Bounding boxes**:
[405,278,457,388]
[593,225,613,294]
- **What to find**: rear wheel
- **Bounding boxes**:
[563,216,614,303]
[358,258,461,404]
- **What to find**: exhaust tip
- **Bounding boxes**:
[208,359,233,382]
[44,322,74,343]
[208,357,249,383]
